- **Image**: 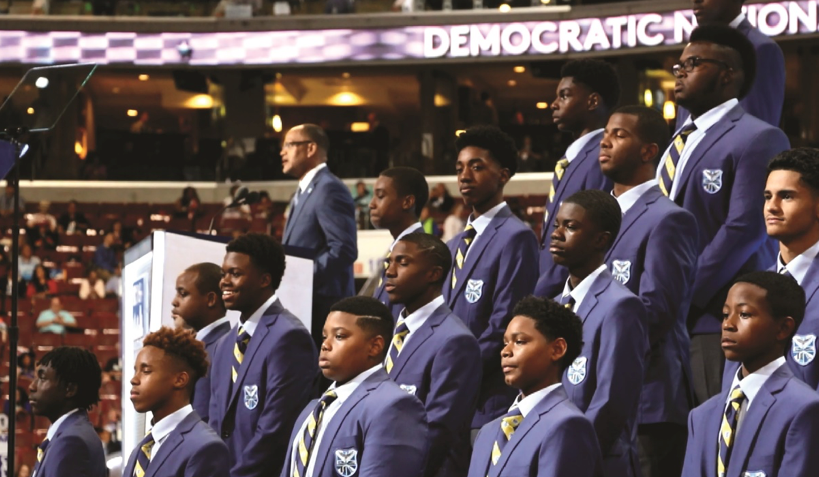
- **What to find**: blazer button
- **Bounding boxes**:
[222,431,231,439]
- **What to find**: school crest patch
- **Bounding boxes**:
[335,448,358,477]
[743,472,766,477]
[567,357,587,385]
[243,385,259,410]
[611,260,631,285]
[465,279,484,304]
[792,334,817,366]
[399,384,417,396]
[702,169,723,194]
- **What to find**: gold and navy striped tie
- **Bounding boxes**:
[385,319,410,374]
[717,386,745,477]
[378,250,390,288]
[658,123,697,196]
[452,225,478,289]
[133,432,155,477]
[491,408,523,466]
[33,437,50,475]
[547,157,569,207]
[294,391,338,477]
[232,325,250,383]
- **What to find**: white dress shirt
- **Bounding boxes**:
[612,179,657,216]
[465,201,507,261]
[34,408,81,477]
[388,295,445,357]
[298,163,328,194]
[729,12,746,28]
[148,404,194,460]
[777,239,819,285]
[725,357,786,434]
[509,382,563,418]
[196,316,231,342]
[560,264,608,312]
[564,129,604,164]
[390,222,423,252]
[240,293,279,337]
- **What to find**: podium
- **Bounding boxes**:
[120,230,313,460]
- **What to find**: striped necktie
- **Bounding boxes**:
[133,432,155,477]
[717,386,746,477]
[547,157,570,209]
[232,325,250,383]
[33,437,50,475]
[385,319,410,374]
[491,408,524,466]
[560,293,576,310]
[452,224,478,289]
[294,391,338,477]
[658,123,698,196]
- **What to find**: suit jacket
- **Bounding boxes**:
[604,185,698,426]
[671,104,789,335]
[534,130,612,299]
[677,19,785,129]
[683,364,819,477]
[123,411,230,477]
[387,303,482,477]
[193,320,232,424]
[208,299,318,477]
[282,166,357,298]
[467,387,603,477]
[442,205,540,428]
[36,409,106,477]
[279,369,429,477]
[560,269,647,477]
[785,258,819,390]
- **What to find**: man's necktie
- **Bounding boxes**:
[452,225,478,289]
[560,293,576,310]
[778,265,792,278]
[385,319,410,374]
[491,408,524,466]
[294,391,338,477]
[232,325,250,383]
[33,437,50,475]
[717,386,746,477]
[658,123,698,196]
[133,432,155,477]
[547,157,570,209]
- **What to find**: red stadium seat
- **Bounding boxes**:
[63,334,96,349]
[31,333,63,353]
[89,299,119,314]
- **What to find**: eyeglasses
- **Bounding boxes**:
[282,140,313,149]
[672,56,732,76]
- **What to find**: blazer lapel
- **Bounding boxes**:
[575,271,611,324]
[145,412,200,477]
[451,207,511,299]
[801,258,819,307]
[284,168,325,242]
[552,135,599,208]
[390,304,448,376]
[227,302,282,411]
[606,187,659,257]
[43,411,86,469]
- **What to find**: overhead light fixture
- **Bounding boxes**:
[328,92,364,106]
[663,101,676,120]
[27,107,34,115]
[499,3,511,12]
[185,94,214,109]
[507,80,517,87]
[342,72,351,79]
[272,114,283,133]
[644,89,654,107]
[536,102,548,109]
[514,66,526,73]
[138,74,149,81]
[540,0,552,4]
[127,109,138,117]
[351,122,370,132]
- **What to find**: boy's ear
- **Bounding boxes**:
[402,195,416,214]
[777,316,797,343]
[594,230,612,252]
[65,382,78,400]
[206,291,219,309]
[427,265,444,285]
[369,335,386,361]
[550,337,568,364]
[173,370,191,391]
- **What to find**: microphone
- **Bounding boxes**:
[208,186,253,235]
[227,186,249,207]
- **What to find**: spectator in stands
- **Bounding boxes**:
[0,184,24,217]
[130,111,151,133]
[222,184,252,220]
[4,268,24,298]
[15,464,31,477]
[36,297,77,334]
[441,202,468,242]
[213,0,262,17]
[354,181,372,230]
[419,205,439,236]
[18,243,41,282]
[429,183,454,213]
[111,220,135,250]
[105,263,122,298]
[26,264,57,299]
[27,200,57,232]
[3,387,32,417]
[175,186,202,220]
[18,350,36,379]
[57,200,91,235]
[29,222,59,251]
[0,317,7,346]
[324,0,354,14]
[93,233,118,281]
[79,269,105,300]
[517,135,544,172]
[32,0,50,15]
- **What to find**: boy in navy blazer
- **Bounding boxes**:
[683,272,819,477]
[28,346,106,477]
[281,123,358,345]
[599,106,699,477]
[443,126,539,430]
[534,59,617,299]
[126,327,229,477]
[281,296,428,477]
[209,233,318,477]
[660,25,790,403]
[369,167,429,317]
[172,262,231,424]
[384,232,481,477]
[468,296,603,477]
[762,148,819,389]
[550,190,647,477]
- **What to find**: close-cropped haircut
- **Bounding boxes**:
[561,59,621,110]
[185,262,224,298]
[689,25,757,99]
[296,123,330,153]
[398,232,452,284]
[767,148,819,196]
[614,105,671,163]
[513,296,584,372]
[455,126,519,176]
[143,326,209,385]
[226,233,286,291]
[379,167,430,217]
[330,296,394,359]
[563,190,622,249]
[733,271,806,340]
[38,346,102,411]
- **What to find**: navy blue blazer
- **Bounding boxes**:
[280,369,429,477]
[442,205,540,428]
[36,409,106,477]
[387,302,481,477]
[784,258,819,390]
[282,166,357,299]
[670,105,789,335]
[534,130,612,299]
[604,185,698,426]
[123,411,229,477]
[678,19,785,128]
[468,387,603,477]
[193,319,231,424]
[559,269,647,477]
[208,299,317,477]
[683,364,819,477]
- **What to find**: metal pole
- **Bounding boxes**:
[7,130,22,477]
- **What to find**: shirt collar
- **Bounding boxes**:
[728,357,786,408]
[149,404,194,444]
[390,222,423,251]
[467,201,507,236]
[561,264,608,311]
[328,364,383,402]
[46,408,80,441]
[684,98,739,133]
[195,316,230,342]
[399,295,444,333]
[778,239,819,285]
[241,293,279,336]
[298,163,328,193]
[729,12,746,28]
[565,129,604,164]
[509,382,562,418]
[612,179,657,215]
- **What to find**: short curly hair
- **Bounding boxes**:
[512,296,584,372]
[455,126,519,176]
[561,59,621,110]
[142,327,209,386]
[39,346,102,411]
[226,233,286,291]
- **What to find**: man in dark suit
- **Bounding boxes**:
[384,233,481,477]
[126,327,229,477]
[172,262,231,423]
[600,106,699,477]
[534,59,617,299]
[209,233,318,477]
[443,126,540,432]
[660,25,790,403]
[27,346,106,477]
[677,0,785,127]
[281,123,358,345]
